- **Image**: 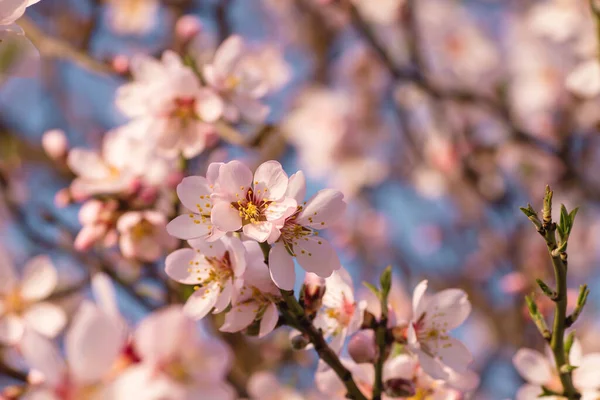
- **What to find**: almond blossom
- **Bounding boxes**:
[0,250,66,345]
[248,371,304,400]
[203,35,270,124]
[117,210,177,262]
[20,301,125,400]
[166,162,225,241]
[111,306,235,400]
[313,268,366,353]
[165,235,247,320]
[106,0,159,36]
[116,51,223,159]
[268,171,345,290]
[67,129,171,199]
[210,160,296,243]
[407,280,472,381]
[513,341,600,400]
[220,241,281,338]
[74,199,119,251]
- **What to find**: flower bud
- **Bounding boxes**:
[348,330,376,364]
[175,15,202,42]
[42,129,68,161]
[384,378,416,398]
[300,273,325,316]
[112,54,130,75]
[290,334,310,350]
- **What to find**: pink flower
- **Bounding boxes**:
[74,199,119,251]
[248,371,304,400]
[116,51,224,159]
[20,301,125,399]
[313,269,366,353]
[210,160,296,243]
[268,171,345,290]
[0,250,66,345]
[166,163,226,241]
[407,280,472,381]
[112,306,235,400]
[106,0,159,36]
[165,236,247,320]
[117,211,177,262]
[67,129,170,199]
[203,35,270,124]
[220,241,281,338]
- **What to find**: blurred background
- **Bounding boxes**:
[1,0,600,398]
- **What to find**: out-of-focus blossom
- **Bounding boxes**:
[313,268,366,353]
[248,371,304,400]
[268,171,345,290]
[565,59,600,99]
[21,301,125,399]
[165,236,247,320]
[527,0,588,43]
[513,341,600,400]
[221,242,281,337]
[167,163,226,241]
[116,51,223,159]
[347,330,376,364]
[203,35,270,124]
[0,0,41,77]
[499,271,528,294]
[67,129,171,199]
[283,88,388,196]
[106,0,159,36]
[41,129,68,161]
[112,306,235,400]
[117,211,176,262]
[74,199,119,251]
[407,280,472,380]
[211,160,295,243]
[362,275,411,327]
[0,250,65,345]
[175,15,202,42]
[240,44,291,93]
[315,359,373,399]
[351,0,403,25]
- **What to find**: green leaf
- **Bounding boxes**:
[569,207,579,227]
[535,279,556,299]
[363,282,380,298]
[565,331,575,360]
[380,266,392,299]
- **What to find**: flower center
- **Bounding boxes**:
[130,219,155,241]
[171,97,197,121]
[232,188,271,225]
[224,75,241,90]
[3,289,25,315]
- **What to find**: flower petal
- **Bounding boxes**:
[286,171,306,203]
[268,242,296,290]
[259,302,279,338]
[513,348,553,385]
[243,221,273,243]
[296,189,346,229]
[183,284,219,320]
[573,353,600,390]
[219,302,257,333]
[165,248,204,285]
[167,214,211,240]
[212,279,233,314]
[23,303,66,338]
[294,236,337,277]
[20,256,57,302]
[177,176,212,212]
[0,314,24,344]
[216,160,252,199]
[211,201,243,232]
[196,88,224,122]
[253,160,288,201]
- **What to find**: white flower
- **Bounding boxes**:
[268,171,345,290]
[166,162,226,241]
[407,280,472,380]
[248,371,304,400]
[20,300,125,399]
[513,340,600,400]
[313,268,366,353]
[203,35,270,124]
[565,59,600,99]
[0,0,42,78]
[165,236,247,320]
[210,160,296,243]
[111,306,235,400]
[220,241,281,338]
[0,250,66,345]
[116,51,223,159]
[106,0,159,36]
[117,210,177,262]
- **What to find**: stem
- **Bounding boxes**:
[278,290,368,400]
[372,314,388,399]
[549,253,578,398]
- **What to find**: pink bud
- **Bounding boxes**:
[175,15,202,41]
[301,273,326,316]
[166,171,184,189]
[42,129,68,160]
[348,330,376,364]
[112,55,130,75]
[78,199,103,224]
[74,225,106,251]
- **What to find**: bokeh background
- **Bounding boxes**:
[1,0,600,398]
